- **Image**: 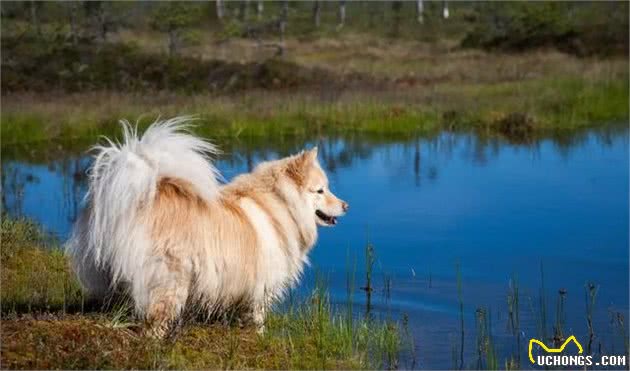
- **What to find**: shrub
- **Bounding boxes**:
[461,2,629,56]
[0,34,346,93]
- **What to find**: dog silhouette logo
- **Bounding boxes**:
[528,335,583,364]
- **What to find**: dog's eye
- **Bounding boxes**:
[317,188,324,194]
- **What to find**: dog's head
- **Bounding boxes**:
[286,147,348,227]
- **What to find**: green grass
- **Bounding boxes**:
[2,72,627,151]
[0,217,402,370]
[1,218,83,313]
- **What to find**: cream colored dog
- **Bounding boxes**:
[66,117,348,336]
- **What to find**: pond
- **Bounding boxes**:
[2,126,628,369]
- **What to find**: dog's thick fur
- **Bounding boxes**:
[66,117,347,336]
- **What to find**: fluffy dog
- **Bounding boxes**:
[66,117,348,336]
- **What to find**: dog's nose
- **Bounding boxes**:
[342,202,349,212]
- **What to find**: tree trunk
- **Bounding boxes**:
[313,1,321,28]
[98,5,107,42]
[278,1,288,56]
[91,1,108,42]
[30,1,41,35]
[338,0,346,29]
[168,29,178,57]
[416,0,424,24]
[256,0,263,20]
[281,0,288,21]
[239,0,249,21]
[216,0,224,20]
[69,2,78,45]
[391,1,402,37]
[367,1,375,28]
[442,1,449,19]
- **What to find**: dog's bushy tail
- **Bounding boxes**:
[66,116,220,298]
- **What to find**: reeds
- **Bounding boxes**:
[455,260,465,370]
[475,307,498,370]
[506,274,521,369]
[584,281,599,354]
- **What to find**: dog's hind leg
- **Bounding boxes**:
[251,287,271,334]
[142,260,191,339]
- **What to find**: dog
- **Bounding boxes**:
[66,117,348,336]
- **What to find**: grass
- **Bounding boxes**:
[2,68,627,151]
[0,217,401,370]
[1,27,627,151]
[1,218,83,313]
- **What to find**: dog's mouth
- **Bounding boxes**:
[316,210,337,226]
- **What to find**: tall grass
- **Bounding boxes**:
[1,217,83,313]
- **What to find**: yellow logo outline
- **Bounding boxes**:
[528,335,583,364]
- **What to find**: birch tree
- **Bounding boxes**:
[278,0,289,56]
[150,3,200,57]
[216,0,224,21]
[84,1,109,42]
[416,0,424,24]
[313,0,321,28]
[29,1,41,35]
[256,0,263,20]
[69,2,79,45]
[239,0,249,21]
[391,1,402,37]
[338,0,346,29]
[442,1,449,19]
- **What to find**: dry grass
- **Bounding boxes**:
[116,29,627,81]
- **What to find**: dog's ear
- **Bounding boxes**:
[306,147,318,162]
[296,147,318,165]
[287,148,318,185]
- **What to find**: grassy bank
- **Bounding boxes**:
[1,218,401,369]
[2,68,627,147]
[2,26,628,149]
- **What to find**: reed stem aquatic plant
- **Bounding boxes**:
[506,274,521,369]
[361,237,376,318]
[584,281,599,354]
[553,288,568,347]
[475,307,498,370]
[455,260,465,370]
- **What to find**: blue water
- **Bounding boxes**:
[2,129,628,369]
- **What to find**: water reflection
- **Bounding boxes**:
[1,126,627,237]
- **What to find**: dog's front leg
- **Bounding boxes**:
[253,301,266,334]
